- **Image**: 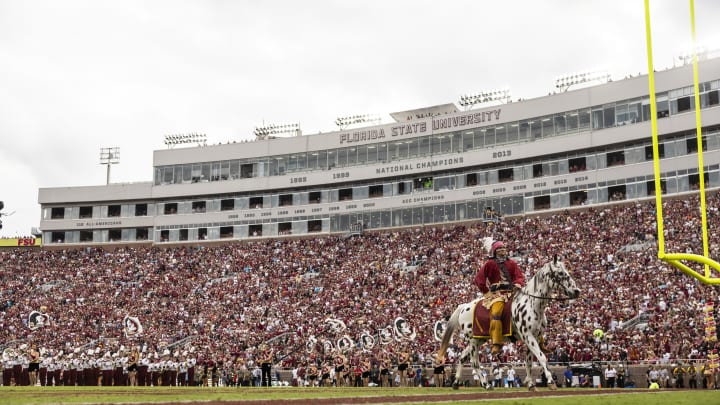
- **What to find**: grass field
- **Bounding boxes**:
[0,386,717,405]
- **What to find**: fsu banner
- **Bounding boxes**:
[28,310,51,330]
[336,335,354,353]
[123,316,143,338]
[378,326,394,345]
[393,317,416,341]
[325,318,346,334]
[434,321,447,342]
[0,237,41,247]
[359,333,375,351]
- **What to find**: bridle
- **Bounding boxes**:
[519,256,577,301]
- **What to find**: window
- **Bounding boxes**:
[108,205,121,217]
[136,228,149,241]
[689,173,709,190]
[192,201,206,213]
[198,228,208,240]
[308,220,322,233]
[241,163,254,178]
[249,197,263,209]
[369,185,383,198]
[79,206,93,219]
[570,190,587,206]
[645,144,665,160]
[278,222,292,235]
[568,157,586,173]
[230,161,240,179]
[135,204,148,216]
[606,151,625,167]
[179,229,188,241]
[533,164,545,178]
[309,191,321,204]
[109,229,121,242]
[221,199,234,211]
[533,195,550,210]
[466,173,478,187]
[686,137,707,154]
[608,185,627,201]
[164,203,178,215]
[160,230,169,242]
[398,182,408,195]
[498,168,514,182]
[79,230,93,242]
[51,207,65,219]
[249,225,262,237]
[656,94,669,118]
[51,231,65,243]
[676,96,692,113]
[339,188,353,201]
[220,226,233,238]
[220,161,230,180]
[413,177,433,190]
[279,194,293,207]
[646,179,666,196]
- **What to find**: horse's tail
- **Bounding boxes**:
[437,304,462,360]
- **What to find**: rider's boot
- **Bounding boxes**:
[538,336,551,353]
[489,319,503,356]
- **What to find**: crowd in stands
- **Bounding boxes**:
[2,192,720,386]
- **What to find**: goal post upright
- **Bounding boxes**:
[644,0,718,284]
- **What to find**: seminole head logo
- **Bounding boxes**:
[123,316,143,337]
[28,310,51,330]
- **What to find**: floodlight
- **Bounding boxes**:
[163,133,208,148]
[458,87,511,109]
[555,70,610,92]
[253,123,301,139]
[335,114,381,130]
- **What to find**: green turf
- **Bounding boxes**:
[0,386,716,404]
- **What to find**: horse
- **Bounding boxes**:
[437,256,580,391]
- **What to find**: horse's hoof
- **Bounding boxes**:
[528,385,537,392]
[452,383,460,390]
[549,382,558,391]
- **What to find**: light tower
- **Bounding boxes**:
[99,147,120,185]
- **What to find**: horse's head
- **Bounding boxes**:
[540,256,580,299]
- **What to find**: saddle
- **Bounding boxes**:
[472,297,513,339]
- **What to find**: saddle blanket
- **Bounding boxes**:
[472,298,513,339]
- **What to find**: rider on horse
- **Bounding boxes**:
[473,240,525,356]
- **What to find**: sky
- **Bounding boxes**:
[1,0,719,237]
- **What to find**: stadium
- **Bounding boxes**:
[35,57,720,246]
[2,51,720,403]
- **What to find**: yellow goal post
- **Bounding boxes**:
[644,0,720,284]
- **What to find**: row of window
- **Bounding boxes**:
[49,129,718,222]
[46,165,716,244]
[153,80,720,186]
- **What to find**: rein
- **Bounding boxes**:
[517,256,576,301]
[521,291,575,301]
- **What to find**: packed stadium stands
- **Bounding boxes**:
[2,192,720,387]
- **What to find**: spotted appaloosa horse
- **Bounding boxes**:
[437,256,580,391]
